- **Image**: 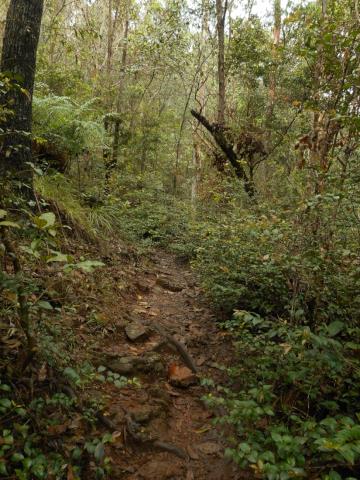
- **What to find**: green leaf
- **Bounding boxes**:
[63,367,81,385]
[47,252,70,263]
[327,471,342,480]
[0,209,7,219]
[239,442,251,453]
[37,212,56,229]
[0,384,11,392]
[327,321,345,337]
[15,407,27,417]
[37,300,53,310]
[3,434,14,445]
[11,452,25,462]
[15,469,28,480]
[0,220,20,228]
[94,442,105,462]
[338,446,355,464]
[23,457,32,469]
[0,461,7,475]
[114,379,126,388]
[0,398,12,409]
[73,260,105,273]
[72,447,82,460]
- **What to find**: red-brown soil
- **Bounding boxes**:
[88,249,243,479]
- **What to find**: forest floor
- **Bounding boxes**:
[81,247,244,479]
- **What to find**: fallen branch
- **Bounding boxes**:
[151,324,198,373]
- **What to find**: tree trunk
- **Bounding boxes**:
[267,0,281,124]
[216,0,226,126]
[112,10,129,169]
[191,137,202,203]
[0,0,44,191]
[116,14,129,113]
[106,0,114,108]
[191,0,209,203]
[311,0,327,193]
[111,117,121,172]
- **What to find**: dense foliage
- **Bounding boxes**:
[1,0,360,478]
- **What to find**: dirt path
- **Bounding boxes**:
[95,250,240,479]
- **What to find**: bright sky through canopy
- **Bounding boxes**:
[236,0,308,19]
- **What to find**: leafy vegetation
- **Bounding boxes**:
[204,311,360,479]
[1,0,360,478]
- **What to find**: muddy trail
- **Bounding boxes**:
[89,250,241,479]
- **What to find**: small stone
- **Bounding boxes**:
[107,357,135,374]
[136,281,151,293]
[148,386,170,403]
[130,405,160,424]
[125,322,149,342]
[137,352,164,374]
[197,442,222,455]
[156,277,184,292]
[196,355,207,366]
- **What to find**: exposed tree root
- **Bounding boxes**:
[125,413,188,460]
[151,324,198,373]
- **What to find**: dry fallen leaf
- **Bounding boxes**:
[194,426,211,434]
[187,445,199,460]
[38,363,47,381]
[167,364,197,388]
[47,423,68,436]
[67,465,75,480]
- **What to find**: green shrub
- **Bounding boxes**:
[194,200,360,323]
[204,311,360,479]
[113,173,196,256]
[32,94,105,157]
[35,174,125,239]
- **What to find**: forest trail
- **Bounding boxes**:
[94,250,241,480]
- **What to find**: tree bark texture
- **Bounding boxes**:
[0,0,44,187]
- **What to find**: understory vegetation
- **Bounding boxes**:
[1,0,360,478]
